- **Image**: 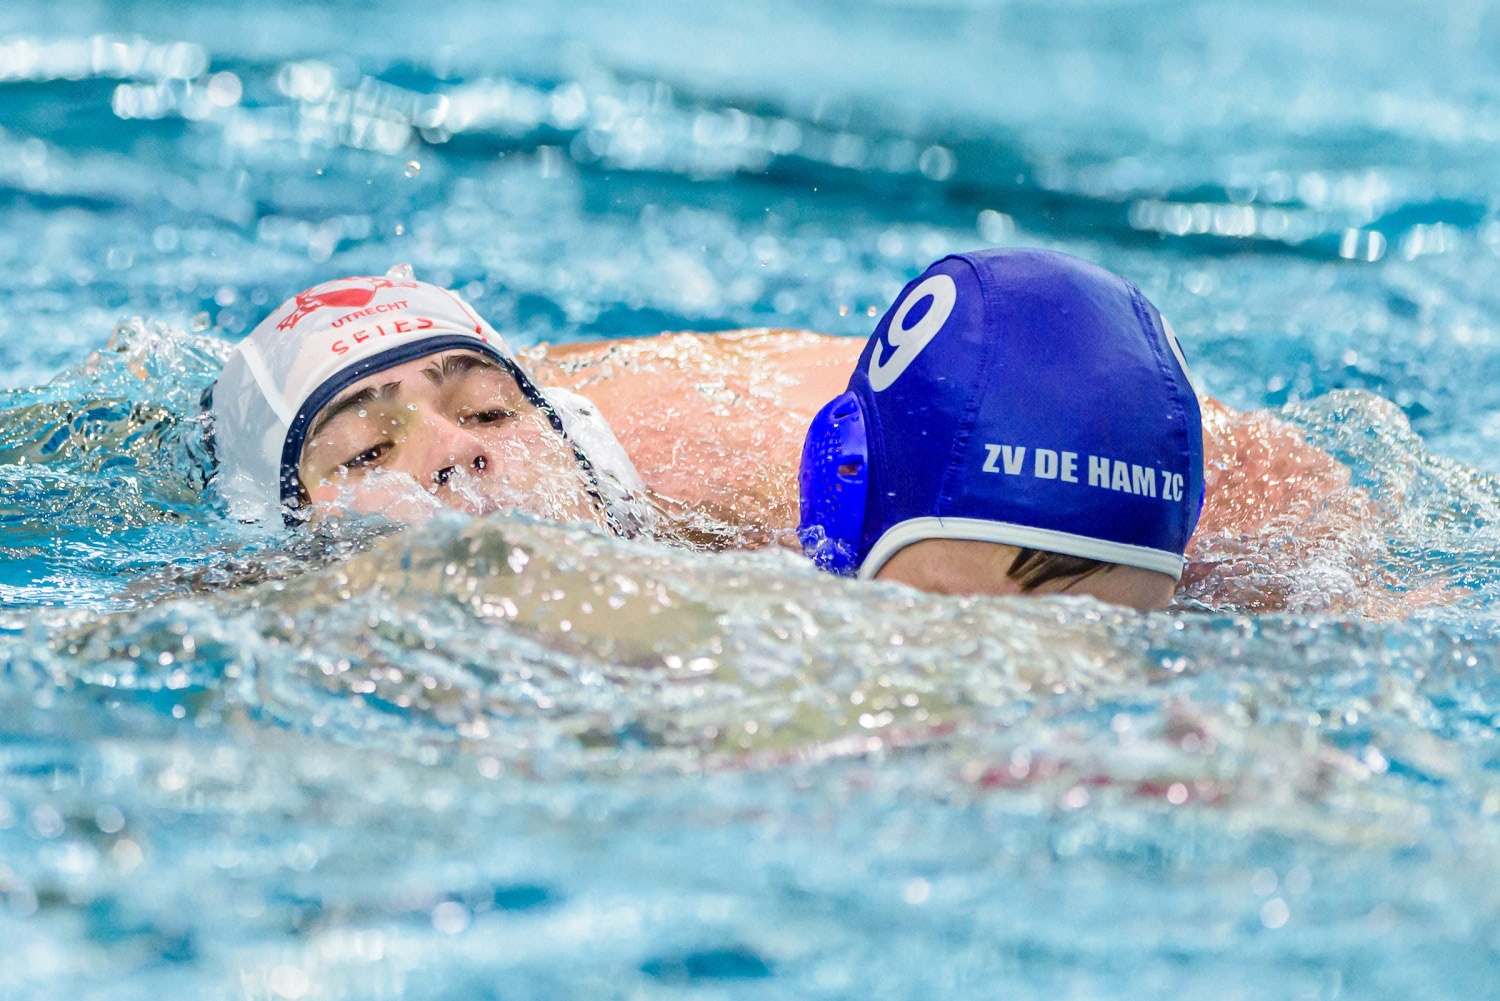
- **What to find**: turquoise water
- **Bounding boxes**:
[4,1,1500,997]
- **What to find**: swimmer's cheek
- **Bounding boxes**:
[304,472,444,524]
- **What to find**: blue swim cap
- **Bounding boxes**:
[799,248,1204,580]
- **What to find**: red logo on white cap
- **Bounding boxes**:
[276,277,419,331]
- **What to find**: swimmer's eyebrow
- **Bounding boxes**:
[309,381,401,440]
[308,354,506,440]
[420,352,504,384]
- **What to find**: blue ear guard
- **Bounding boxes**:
[798,391,869,575]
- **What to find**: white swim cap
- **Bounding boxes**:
[208,266,642,526]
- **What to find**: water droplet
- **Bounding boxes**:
[30,805,64,838]
[206,71,243,107]
[431,900,471,934]
[95,805,125,834]
[1260,897,1290,929]
[394,223,405,236]
[918,145,956,181]
[190,311,211,332]
[404,160,421,178]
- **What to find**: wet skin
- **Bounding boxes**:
[524,331,1397,612]
[521,329,861,530]
[297,350,604,526]
[874,538,1178,611]
[295,330,1396,613]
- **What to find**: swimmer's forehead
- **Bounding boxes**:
[308,350,518,433]
[325,349,507,403]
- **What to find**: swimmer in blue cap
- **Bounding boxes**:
[798,247,1204,611]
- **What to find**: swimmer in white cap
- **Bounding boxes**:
[209,259,1383,610]
[208,264,855,540]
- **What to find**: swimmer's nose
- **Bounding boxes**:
[424,418,492,491]
[433,453,487,488]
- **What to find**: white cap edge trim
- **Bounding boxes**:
[236,339,296,427]
[856,517,1186,582]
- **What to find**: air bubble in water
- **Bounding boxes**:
[404,160,421,178]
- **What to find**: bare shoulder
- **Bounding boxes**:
[521,328,862,411]
[521,328,859,371]
[516,329,867,534]
[1183,395,1447,616]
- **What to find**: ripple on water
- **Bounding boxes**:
[3,1,1500,995]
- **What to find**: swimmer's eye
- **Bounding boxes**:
[459,408,516,426]
[339,442,392,471]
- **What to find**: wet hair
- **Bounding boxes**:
[1005,547,1107,592]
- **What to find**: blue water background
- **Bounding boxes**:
[3,0,1500,997]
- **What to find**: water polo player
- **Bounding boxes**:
[799,248,1202,611]
[208,267,656,533]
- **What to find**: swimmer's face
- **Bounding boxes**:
[296,350,604,525]
[875,539,1177,611]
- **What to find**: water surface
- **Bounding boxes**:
[3,1,1500,997]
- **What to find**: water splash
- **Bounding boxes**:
[4,3,1500,996]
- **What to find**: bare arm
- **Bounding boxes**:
[520,330,862,535]
[1185,398,1451,617]
[525,333,1443,616]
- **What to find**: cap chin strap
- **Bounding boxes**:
[279,339,625,534]
[797,391,869,575]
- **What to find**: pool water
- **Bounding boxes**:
[3,1,1500,997]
